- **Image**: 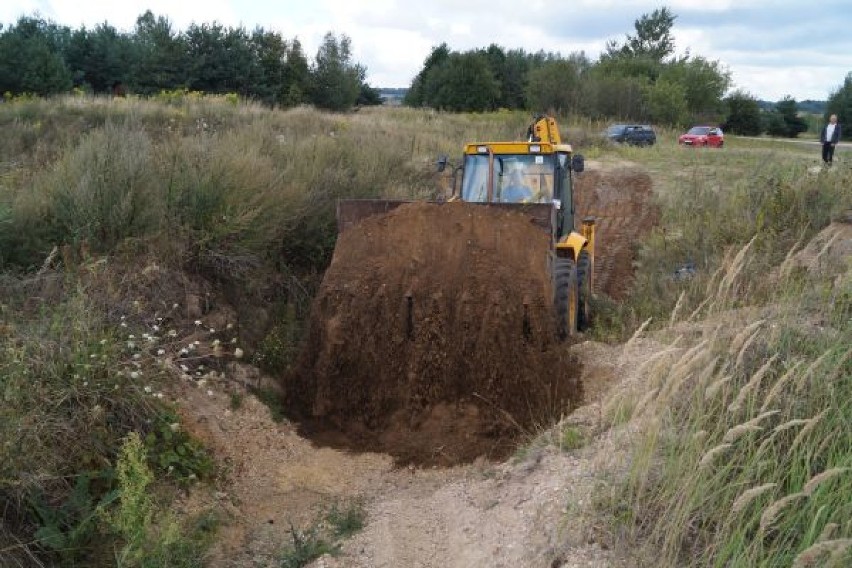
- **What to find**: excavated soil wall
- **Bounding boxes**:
[286,202,582,465]
[574,168,658,300]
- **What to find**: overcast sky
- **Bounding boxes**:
[2,1,850,101]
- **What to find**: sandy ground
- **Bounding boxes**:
[169,333,667,568]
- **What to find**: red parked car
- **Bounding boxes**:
[678,126,724,148]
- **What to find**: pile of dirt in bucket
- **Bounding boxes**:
[284,202,582,466]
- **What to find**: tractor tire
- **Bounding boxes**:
[554,257,578,340]
[576,250,592,331]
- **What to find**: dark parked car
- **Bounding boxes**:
[605,124,657,146]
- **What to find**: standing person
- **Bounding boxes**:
[820,114,841,165]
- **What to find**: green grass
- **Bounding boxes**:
[278,501,366,568]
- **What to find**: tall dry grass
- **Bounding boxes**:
[608,141,852,566]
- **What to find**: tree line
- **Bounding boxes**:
[405,8,731,126]
[0,12,380,110]
[2,7,850,137]
[404,7,851,139]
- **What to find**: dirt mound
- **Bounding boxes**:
[575,168,658,300]
[284,202,582,466]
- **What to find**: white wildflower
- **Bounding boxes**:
[131,372,141,380]
[194,320,202,326]
[168,329,177,337]
[234,347,244,359]
[157,349,165,356]
[143,384,151,392]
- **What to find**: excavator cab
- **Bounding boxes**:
[456,141,580,243]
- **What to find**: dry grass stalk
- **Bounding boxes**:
[744,409,780,427]
[632,388,660,418]
[760,360,805,412]
[734,330,762,370]
[794,350,835,394]
[790,409,828,453]
[729,319,765,356]
[660,344,713,402]
[759,492,806,531]
[717,235,757,302]
[687,296,711,322]
[696,355,721,388]
[704,255,731,297]
[704,375,732,401]
[626,317,653,348]
[813,229,842,267]
[723,423,762,443]
[792,538,852,568]
[803,467,848,496]
[728,355,778,413]
[772,418,810,435]
[756,418,809,456]
[699,443,732,469]
[692,430,708,442]
[669,290,687,326]
[777,235,804,279]
[636,347,681,379]
[731,482,777,514]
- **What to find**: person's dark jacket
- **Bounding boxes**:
[820,123,841,144]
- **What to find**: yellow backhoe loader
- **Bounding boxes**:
[337,115,595,336]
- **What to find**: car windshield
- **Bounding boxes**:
[461,153,555,204]
[688,126,711,135]
[607,125,626,134]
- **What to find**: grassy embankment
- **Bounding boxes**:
[593,133,851,566]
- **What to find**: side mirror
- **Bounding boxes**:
[571,154,585,173]
[436,155,448,172]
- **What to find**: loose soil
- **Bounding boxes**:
[286,202,582,466]
[574,169,658,300]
